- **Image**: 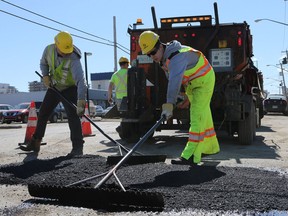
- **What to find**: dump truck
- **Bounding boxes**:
[117,2,264,145]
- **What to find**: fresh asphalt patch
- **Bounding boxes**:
[0,154,288,214]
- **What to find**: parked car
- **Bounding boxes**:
[2,101,63,124]
[55,102,67,120]
[2,102,30,124]
[0,104,14,123]
[95,105,104,117]
[263,94,288,116]
[35,101,63,123]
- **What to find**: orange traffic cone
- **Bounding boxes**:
[81,102,95,137]
[18,101,46,146]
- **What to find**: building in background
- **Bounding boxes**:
[0,83,18,94]
[28,80,47,92]
[90,72,113,108]
[91,72,113,90]
[0,72,114,108]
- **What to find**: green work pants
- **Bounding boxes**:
[181,70,220,163]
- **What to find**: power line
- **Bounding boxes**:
[0,10,111,46]
[0,0,130,53]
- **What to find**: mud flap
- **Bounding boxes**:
[103,105,119,118]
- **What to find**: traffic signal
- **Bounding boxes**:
[282,57,287,64]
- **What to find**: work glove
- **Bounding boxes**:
[43,75,51,88]
[77,100,86,116]
[161,103,174,120]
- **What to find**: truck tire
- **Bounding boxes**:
[22,115,28,123]
[238,102,256,145]
[118,122,132,140]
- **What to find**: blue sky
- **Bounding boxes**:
[1,0,288,94]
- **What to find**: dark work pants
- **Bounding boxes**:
[34,86,84,149]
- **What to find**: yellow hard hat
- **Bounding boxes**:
[54,31,73,54]
[139,31,159,54]
[119,57,129,64]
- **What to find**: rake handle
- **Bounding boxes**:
[95,115,166,189]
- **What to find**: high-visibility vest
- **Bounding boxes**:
[165,47,212,85]
[46,45,75,89]
[111,68,127,99]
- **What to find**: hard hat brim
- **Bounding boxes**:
[58,46,73,54]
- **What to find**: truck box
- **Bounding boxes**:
[118,2,264,145]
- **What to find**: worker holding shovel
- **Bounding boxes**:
[139,31,220,165]
[20,31,87,156]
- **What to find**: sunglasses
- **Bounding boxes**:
[147,43,160,57]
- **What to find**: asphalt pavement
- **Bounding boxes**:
[0,115,288,215]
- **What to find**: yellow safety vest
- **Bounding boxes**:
[47,45,75,90]
[111,68,127,99]
[165,47,212,86]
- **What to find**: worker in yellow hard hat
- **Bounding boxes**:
[108,57,129,110]
[20,31,87,157]
[139,30,220,165]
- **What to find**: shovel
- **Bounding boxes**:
[35,71,166,165]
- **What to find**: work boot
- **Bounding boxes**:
[171,157,197,166]
[19,136,41,153]
[67,147,83,157]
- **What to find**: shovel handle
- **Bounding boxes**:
[35,71,131,153]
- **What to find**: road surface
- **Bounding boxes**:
[0,114,287,215]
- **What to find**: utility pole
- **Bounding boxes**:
[113,16,118,72]
[280,63,288,98]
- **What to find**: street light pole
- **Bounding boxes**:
[267,64,287,97]
[256,18,288,97]
[84,52,92,114]
[255,18,288,27]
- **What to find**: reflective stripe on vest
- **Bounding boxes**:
[165,47,212,85]
[188,127,216,142]
[47,45,75,87]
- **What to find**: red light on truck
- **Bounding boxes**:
[183,33,187,38]
[237,37,242,47]
[174,34,179,38]
[132,42,136,51]
[237,31,242,46]
[191,33,196,37]
[132,36,136,41]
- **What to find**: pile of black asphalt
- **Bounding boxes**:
[0,154,288,214]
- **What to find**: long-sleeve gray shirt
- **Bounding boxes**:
[161,40,199,104]
[40,44,87,100]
